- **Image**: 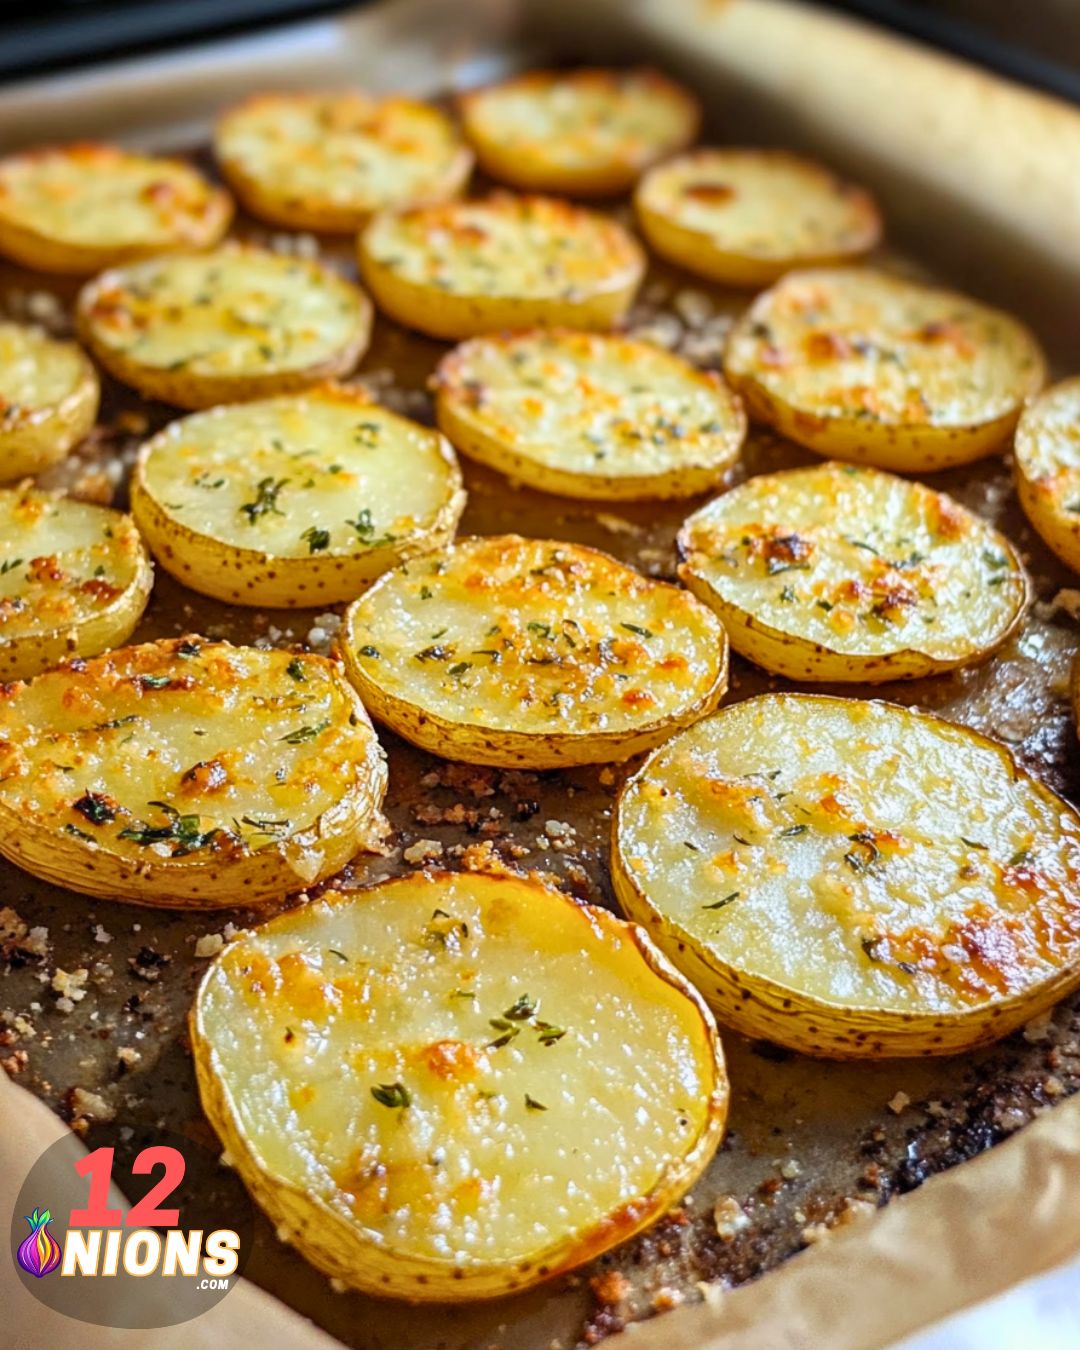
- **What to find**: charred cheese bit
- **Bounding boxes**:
[0,487,152,680]
[434,330,746,500]
[635,148,881,286]
[0,638,387,908]
[678,462,1028,682]
[358,194,644,339]
[1014,377,1080,574]
[191,869,727,1299]
[131,386,464,607]
[613,694,1080,1058]
[215,92,472,232]
[340,534,728,768]
[0,142,232,274]
[76,244,372,410]
[0,323,100,480]
[723,268,1046,472]
[459,67,699,195]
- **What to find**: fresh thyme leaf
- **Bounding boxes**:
[240,476,289,525]
[279,720,331,744]
[301,526,331,554]
[779,824,808,837]
[703,891,740,911]
[286,657,306,682]
[72,792,117,825]
[960,837,989,851]
[0,557,23,574]
[503,993,537,1020]
[524,1094,547,1112]
[620,622,654,639]
[371,1081,411,1109]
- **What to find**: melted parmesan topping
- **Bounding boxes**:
[78,247,369,377]
[0,323,90,424]
[437,331,744,479]
[362,195,643,299]
[217,94,468,217]
[679,463,1026,659]
[1015,377,1080,505]
[345,535,725,736]
[197,871,716,1263]
[0,639,382,864]
[0,489,145,641]
[0,143,225,248]
[724,268,1044,428]
[617,696,1080,1012]
[138,389,460,559]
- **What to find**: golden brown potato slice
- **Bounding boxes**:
[459,67,699,196]
[678,462,1028,682]
[0,323,99,480]
[0,639,387,908]
[613,694,1080,1058]
[434,330,746,500]
[635,148,881,286]
[1014,376,1080,573]
[215,92,473,232]
[0,142,232,274]
[192,869,728,1299]
[723,268,1045,472]
[339,534,728,767]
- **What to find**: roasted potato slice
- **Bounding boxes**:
[191,869,728,1299]
[723,268,1046,472]
[0,638,387,908]
[358,194,644,339]
[76,244,372,409]
[0,323,99,480]
[678,462,1028,682]
[459,67,699,196]
[215,92,473,233]
[0,486,152,680]
[613,694,1080,1059]
[339,534,728,767]
[131,386,465,607]
[635,149,881,287]
[434,330,746,500]
[1013,376,1080,573]
[0,143,232,275]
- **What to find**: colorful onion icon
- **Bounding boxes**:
[17,1207,62,1278]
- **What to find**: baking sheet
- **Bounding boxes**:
[2,1,1080,1347]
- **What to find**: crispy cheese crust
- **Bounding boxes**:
[613,694,1080,1058]
[434,330,746,500]
[0,323,99,479]
[215,92,473,232]
[635,148,882,286]
[191,869,728,1299]
[0,142,232,274]
[678,462,1029,682]
[339,534,729,767]
[358,194,645,339]
[459,67,699,195]
[76,245,373,409]
[0,638,388,908]
[131,386,465,607]
[723,267,1046,471]
[1013,377,1080,573]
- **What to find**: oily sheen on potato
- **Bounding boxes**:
[0,322,100,480]
[678,462,1029,682]
[434,330,746,500]
[191,869,728,1299]
[1013,377,1080,573]
[723,267,1046,472]
[131,387,465,607]
[340,534,729,767]
[0,639,387,908]
[613,694,1080,1058]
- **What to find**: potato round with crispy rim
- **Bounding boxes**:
[723,268,1046,472]
[0,487,152,680]
[76,245,372,409]
[677,462,1029,683]
[634,149,882,287]
[339,534,729,767]
[1014,377,1080,574]
[215,92,473,233]
[613,694,1080,1059]
[0,323,99,480]
[131,387,465,608]
[459,67,699,196]
[0,639,388,909]
[358,194,645,340]
[0,143,232,275]
[191,868,728,1300]
[434,330,746,500]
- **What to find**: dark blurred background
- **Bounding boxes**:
[0,0,1079,98]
